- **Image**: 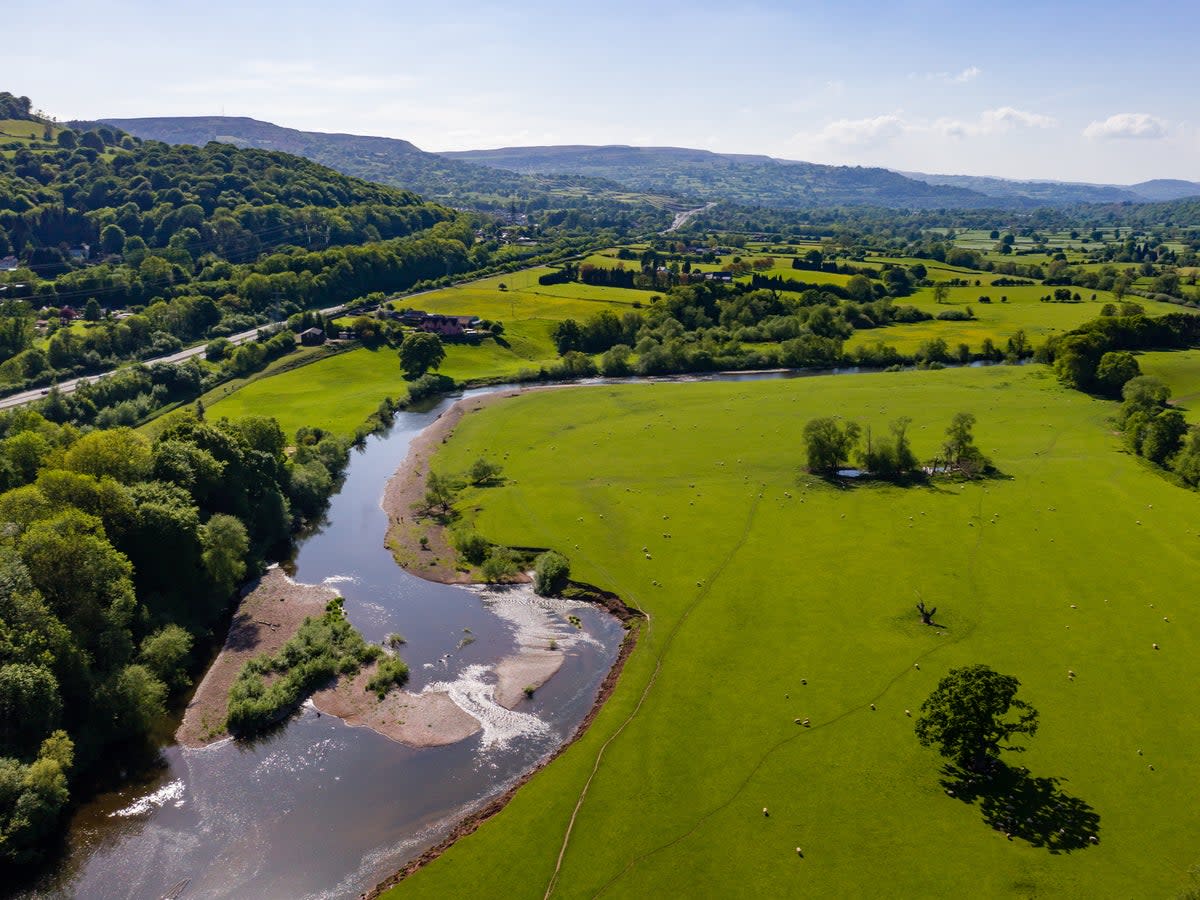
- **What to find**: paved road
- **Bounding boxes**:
[0,302,351,411]
[662,202,716,233]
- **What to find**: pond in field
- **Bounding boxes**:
[18,386,624,900]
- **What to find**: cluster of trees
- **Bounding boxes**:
[1046,310,1200,395]
[1047,311,1200,489]
[0,408,350,864]
[803,411,989,479]
[1111,375,1200,485]
[0,93,34,121]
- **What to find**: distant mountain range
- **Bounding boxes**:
[897,171,1200,205]
[443,145,1000,209]
[99,116,1200,212]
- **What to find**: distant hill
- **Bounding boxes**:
[900,171,1200,205]
[442,145,1005,210]
[99,118,1200,213]
[100,116,639,208]
[1127,179,1200,202]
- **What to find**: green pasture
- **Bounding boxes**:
[0,118,58,143]
[848,286,1184,354]
[388,364,1200,899]
[408,268,652,323]
[203,323,558,437]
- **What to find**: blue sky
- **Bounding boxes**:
[9,0,1198,183]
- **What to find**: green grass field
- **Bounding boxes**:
[0,118,59,143]
[203,322,560,437]
[387,364,1200,899]
[847,287,1185,355]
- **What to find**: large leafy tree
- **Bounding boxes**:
[802,417,861,474]
[398,332,446,379]
[915,664,1039,771]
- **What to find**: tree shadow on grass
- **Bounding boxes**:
[939,762,1100,852]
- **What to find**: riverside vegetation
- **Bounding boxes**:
[0,407,350,865]
[225,597,408,736]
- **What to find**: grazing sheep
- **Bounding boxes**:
[869,703,876,711]
[763,807,769,817]
[905,709,912,717]
[1153,643,1159,650]
[913,663,920,670]
[795,847,803,856]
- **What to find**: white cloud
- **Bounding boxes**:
[1083,112,1168,140]
[983,106,1056,129]
[814,114,906,147]
[935,107,1056,138]
[952,66,981,83]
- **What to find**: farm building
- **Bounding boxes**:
[418,314,478,337]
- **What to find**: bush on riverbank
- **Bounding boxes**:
[533,551,570,596]
[225,598,388,737]
[366,655,410,699]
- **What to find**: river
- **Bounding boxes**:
[18,386,624,900]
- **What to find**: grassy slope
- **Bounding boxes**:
[204,323,557,437]
[388,365,1200,899]
[204,267,651,437]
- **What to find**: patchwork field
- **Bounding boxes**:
[386,364,1200,899]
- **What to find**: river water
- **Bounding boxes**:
[19,387,624,900]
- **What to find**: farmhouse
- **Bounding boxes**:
[0,255,18,271]
[418,314,478,337]
[298,327,326,346]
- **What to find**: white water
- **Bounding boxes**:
[424,664,550,750]
[109,780,186,817]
